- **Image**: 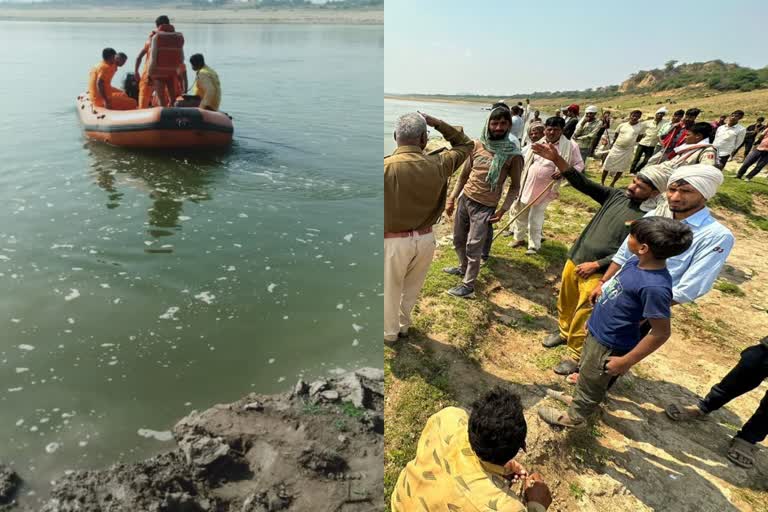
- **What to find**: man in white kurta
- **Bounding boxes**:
[601,110,644,187]
[510,117,584,254]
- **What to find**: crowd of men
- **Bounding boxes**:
[88,15,222,113]
[384,101,767,511]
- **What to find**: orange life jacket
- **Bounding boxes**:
[147,24,184,81]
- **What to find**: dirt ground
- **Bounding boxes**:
[385,160,768,511]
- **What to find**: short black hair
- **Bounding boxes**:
[155,15,170,26]
[757,116,765,122]
[511,105,522,115]
[491,101,510,111]
[630,217,693,260]
[673,109,685,116]
[685,108,701,117]
[732,110,744,118]
[544,116,566,129]
[689,122,713,140]
[468,387,527,465]
[102,47,116,60]
[190,53,205,68]
[117,52,127,60]
[489,107,512,123]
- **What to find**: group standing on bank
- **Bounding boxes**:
[384,101,767,511]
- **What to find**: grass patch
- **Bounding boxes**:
[569,482,586,501]
[531,345,567,371]
[710,175,768,231]
[714,280,746,297]
[339,401,366,419]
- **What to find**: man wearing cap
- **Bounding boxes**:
[384,113,473,342]
[630,108,667,173]
[571,106,602,163]
[563,104,580,140]
[444,107,524,298]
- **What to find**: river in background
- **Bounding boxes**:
[0,21,382,502]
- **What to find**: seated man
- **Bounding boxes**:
[88,48,138,111]
[174,53,221,111]
[391,387,552,512]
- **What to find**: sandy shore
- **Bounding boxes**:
[385,94,492,105]
[0,6,383,25]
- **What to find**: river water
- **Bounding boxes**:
[0,21,382,501]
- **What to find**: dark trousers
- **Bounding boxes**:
[699,343,768,444]
[630,144,655,173]
[716,154,730,170]
[482,224,493,260]
[453,195,495,289]
[736,149,768,179]
[735,139,754,159]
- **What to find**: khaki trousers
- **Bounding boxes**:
[384,232,436,341]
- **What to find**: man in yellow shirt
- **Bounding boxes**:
[391,387,552,512]
[175,53,221,111]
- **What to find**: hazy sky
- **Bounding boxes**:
[385,0,765,95]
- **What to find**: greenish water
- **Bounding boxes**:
[0,21,382,501]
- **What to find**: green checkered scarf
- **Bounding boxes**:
[480,109,522,190]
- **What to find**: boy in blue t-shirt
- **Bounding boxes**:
[538,216,693,428]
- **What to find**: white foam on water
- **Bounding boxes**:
[137,429,173,442]
[194,292,215,304]
[67,318,75,324]
[159,307,180,320]
[8,387,23,392]
[107,360,118,366]
[78,441,88,447]
[19,344,35,351]
[226,266,236,272]
[336,304,344,310]
[238,213,248,218]
[352,324,363,333]
[268,358,275,364]
[64,289,80,301]
[15,368,28,374]
[15,419,24,426]
[100,343,115,347]
[352,339,359,346]
[11,318,21,323]
[179,216,191,221]
[0,255,10,261]
[343,234,353,242]
[100,283,110,289]
[113,298,121,304]
[45,443,60,454]
[267,283,277,293]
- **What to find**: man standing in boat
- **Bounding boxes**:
[175,54,222,112]
[134,15,185,109]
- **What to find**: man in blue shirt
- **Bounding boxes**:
[538,217,693,428]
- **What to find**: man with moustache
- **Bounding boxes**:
[443,106,524,298]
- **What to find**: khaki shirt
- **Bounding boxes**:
[450,141,523,210]
[391,407,546,512]
[384,122,473,232]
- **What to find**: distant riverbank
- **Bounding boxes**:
[385,94,490,105]
[0,6,383,25]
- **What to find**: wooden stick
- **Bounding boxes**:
[492,179,559,242]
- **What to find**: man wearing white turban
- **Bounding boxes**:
[546,164,735,385]
[599,163,733,304]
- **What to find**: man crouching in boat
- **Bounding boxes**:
[174,54,221,111]
[89,48,138,111]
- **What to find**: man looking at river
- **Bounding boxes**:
[384,113,473,343]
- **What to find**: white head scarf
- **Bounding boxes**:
[637,164,673,212]
[653,164,723,217]
[656,107,668,115]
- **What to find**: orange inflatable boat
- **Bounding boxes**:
[76,93,233,149]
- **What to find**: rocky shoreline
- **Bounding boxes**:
[1,368,384,512]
